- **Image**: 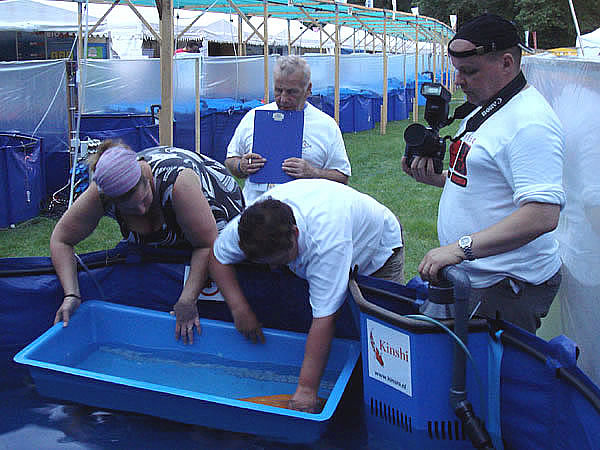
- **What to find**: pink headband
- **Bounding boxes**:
[93,146,142,198]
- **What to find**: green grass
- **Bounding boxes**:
[344,110,460,279]
[0,216,122,258]
[0,104,461,280]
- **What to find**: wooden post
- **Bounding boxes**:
[440,35,445,87]
[334,5,340,124]
[432,41,437,82]
[448,29,454,91]
[159,0,173,146]
[287,19,292,55]
[77,4,83,65]
[446,29,451,89]
[238,16,243,56]
[413,19,419,122]
[402,35,406,88]
[195,58,201,153]
[319,27,323,54]
[263,0,269,104]
[381,15,388,135]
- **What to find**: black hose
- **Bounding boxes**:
[441,266,494,449]
[500,331,600,415]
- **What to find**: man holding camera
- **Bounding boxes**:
[402,14,565,333]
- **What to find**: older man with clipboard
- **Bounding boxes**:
[225,56,351,204]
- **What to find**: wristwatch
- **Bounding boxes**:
[458,235,475,261]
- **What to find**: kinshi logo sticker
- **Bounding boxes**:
[370,330,385,366]
[367,319,412,395]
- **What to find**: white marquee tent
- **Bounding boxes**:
[579,27,600,56]
[0,0,105,32]
[1,0,425,58]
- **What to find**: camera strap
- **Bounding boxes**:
[451,71,527,142]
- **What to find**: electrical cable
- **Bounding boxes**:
[405,313,486,417]
[74,253,106,301]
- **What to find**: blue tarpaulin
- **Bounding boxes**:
[1,244,600,448]
[0,133,44,228]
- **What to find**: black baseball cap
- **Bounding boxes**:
[448,14,532,58]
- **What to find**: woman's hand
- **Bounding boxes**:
[172,299,201,344]
[54,295,82,327]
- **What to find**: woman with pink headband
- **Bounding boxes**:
[50,140,251,344]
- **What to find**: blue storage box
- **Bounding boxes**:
[14,300,360,444]
[348,276,491,449]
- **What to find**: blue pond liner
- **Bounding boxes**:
[14,300,360,444]
[0,133,45,228]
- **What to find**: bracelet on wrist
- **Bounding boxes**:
[64,293,82,301]
[237,159,244,176]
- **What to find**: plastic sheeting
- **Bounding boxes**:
[0,60,69,195]
[523,56,600,387]
[0,54,441,199]
[82,54,440,112]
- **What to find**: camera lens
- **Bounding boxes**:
[404,123,427,146]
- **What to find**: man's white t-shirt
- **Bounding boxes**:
[227,102,351,204]
[439,86,565,288]
[213,179,402,317]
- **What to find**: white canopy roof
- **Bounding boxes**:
[579,27,600,55]
[1,0,430,57]
[0,0,105,32]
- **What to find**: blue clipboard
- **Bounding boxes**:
[249,109,304,184]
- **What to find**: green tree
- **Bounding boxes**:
[416,0,515,28]
[515,0,573,48]
[348,0,599,49]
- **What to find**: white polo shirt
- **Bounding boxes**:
[226,102,351,204]
[213,179,402,317]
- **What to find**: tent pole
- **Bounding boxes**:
[287,19,291,55]
[413,18,419,123]
[77,4,83,64]
[263,0,269,104]
[320,27,323,54]
[334,4,340,125]
[238,15,243,56]
[195,58,201,153]
[446,29,451,90]
[89,0,120,35]
[402,35,406,88]
[159,0,173,146]
[441,30,446,88]
[381,13,387,135]
[568,0,585,56]
[432,40,436,82]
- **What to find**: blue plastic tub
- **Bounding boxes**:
[14,300,360,444]
[348,276,492,449]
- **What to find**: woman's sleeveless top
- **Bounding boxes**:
[104,146,245,248]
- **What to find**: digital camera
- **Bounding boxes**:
[403,83,452,174]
